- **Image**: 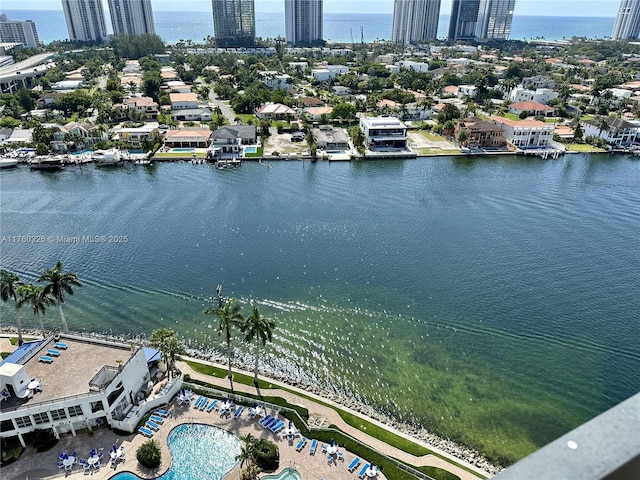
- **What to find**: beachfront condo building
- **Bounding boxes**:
[612,0,640,40]
[475,0,516,39]
[108,0,156,36]
[285,0,323,46]
[392,0,441,44]
[211,0,256,47]
[448,0,480,41]
[0,15,40,48]
[61,0,108,43]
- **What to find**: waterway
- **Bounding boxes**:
[1,154,638,465]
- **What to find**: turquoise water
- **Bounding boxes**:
[1,155,638,464]
[109,424,240,480]
[245,147,258,153]
[71,150,93,156]
[172,148,195,152]
[262,468,302,480]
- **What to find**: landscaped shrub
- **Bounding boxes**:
[0,437,23,465]
[253,438,279,471]
[26,428,58,452]
[136,439,161,469]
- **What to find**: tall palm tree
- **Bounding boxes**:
[149,328,186,379]
[16,283,53,337]
[236,433,256,468]
[242,306,275,387]
[1,270,24,345]
[204,297,244,392]
[38,261,82,333]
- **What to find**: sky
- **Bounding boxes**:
[0,0,622,17]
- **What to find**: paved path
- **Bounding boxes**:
[178,358,486,480]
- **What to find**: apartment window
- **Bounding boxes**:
[68,405,84,417]
[33,412,50,425]
[15,416,32,428]
[50,409,67,421]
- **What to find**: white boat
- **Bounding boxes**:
[92,149,122,165]
[134,159,152,165]
[0,158,18,169]
[29,156,63,171]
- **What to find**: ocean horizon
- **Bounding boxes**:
[1,9,616,44]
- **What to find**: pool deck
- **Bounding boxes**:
[0,351,485,480]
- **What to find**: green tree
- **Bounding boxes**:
[458,129,469,146]
[203,297,244,392]
[331,102,357,120]
[149,328,186,379]
[38,261,82,333]
[1,270,24,345]
[16,283,53,337]
[349,125,365,154]
[242,306,275,387]
[136,439,161,469]
[573,121,584,142]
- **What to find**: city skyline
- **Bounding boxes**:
[0,0,622,17]
[392,0,441,44]
[285,0,323,45]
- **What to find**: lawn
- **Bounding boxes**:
[235,113,257,124]
[419,132,449,142]
[153,151,207,159]
[566,143,606,152]
[418,148,462,156]
[244,147,263,158]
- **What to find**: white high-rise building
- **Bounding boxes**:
[612,0,640,40]
[285,0,323,46]
[475,0,516,40]
[391,0,441,45]
[108,0,155,36]
[61,0,108,42]
[0,14,40,48]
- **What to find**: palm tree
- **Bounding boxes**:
[16,283,53,337]
[204,297,244,391]
[242,306,275,387]
[236,433,257,468]
[1,270,24,345]
[149,328,186,379]
[38,261,82,333]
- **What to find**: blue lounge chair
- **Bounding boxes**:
[263,417,278,429]
[206,399,218,412]
[358,463,371,478]
[150,415,164,424]
[39,355,53,363]
[321,444,328,453]
[154,409,169,417]
[309,439,318,455]
[54,342,68,349]
[200,398,212,411]
[138,426,153,437]
[233,405,244,419]
[271,421,285,434]
[347,457,361,472]
[146,420,160,431]
[46,348,61,357]
[193,396,204,408]
[258,415,273,427]
[337,451,344,461]
[295,437,307,452]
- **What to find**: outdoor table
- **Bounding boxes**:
[62,456,76,468]
[327,444,338,455]
[366,466,378,477]
[28,379,40,390]
[87,456,100,466]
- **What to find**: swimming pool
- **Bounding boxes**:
[244,146,257,153]
[71,150,93,156]
[262,468,302,480]
[171,148,195,152]
[109,424,240,480]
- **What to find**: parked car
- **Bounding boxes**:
[291,132,305,142]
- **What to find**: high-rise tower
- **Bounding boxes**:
[448,0,480,41]
[61,0,108,42]
[285,0,323,46]
[108,0,155,36]
[475,0,516,40]
[612,0,640,40]
[391,0,441,45]
[0,14,40,48]
[212,0,255,47]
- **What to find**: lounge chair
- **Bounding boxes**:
[258,414,273,427]
[1,389,10,401]
[321,444,328,453]
[358,463,371,478]
[54,342,68,349]
[146,420,160,431]
[309,439,318,455]
[347,457,361,472]
[149,415,164,424]
[154,409,169,417]
[38,355,53,363]
[138,426,153,437]
[233,405,244,419]
[200,398,212,411]
[271,421,285,434]
[295,437,308,452]
[193,396,204,408]
[206,399,218,412]
[337,451,344,461]
[46,348,60,357]
[263,417,278,429]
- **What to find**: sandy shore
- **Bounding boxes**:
[0,329,501,477]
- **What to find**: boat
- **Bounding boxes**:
[29,156,63,171]
[134,159,152,166]
[92,149,122,166]
[0,158,18,169]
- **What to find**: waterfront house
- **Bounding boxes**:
[581,117,640,146]
[313,125,350,151]
[112,123,160,146]
[359,116,408,150]
[0,335,182,447]
[490,116,554,149]
[210,125,257,155]
[509,101,555,117]
[456,117,506,148]
[164,129,212,148]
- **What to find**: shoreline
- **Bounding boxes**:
[0,328,502,477]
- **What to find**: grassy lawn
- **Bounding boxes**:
[236,113,257,124]
[502,113,520,121]
[418,149,462,155]
[153,152,207,159]
[8,337,37,345]
[566,143,606,152]
[418,132,449,142]
[243,147,263,158]
[184,360,482,480]
[580,114,596,121]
